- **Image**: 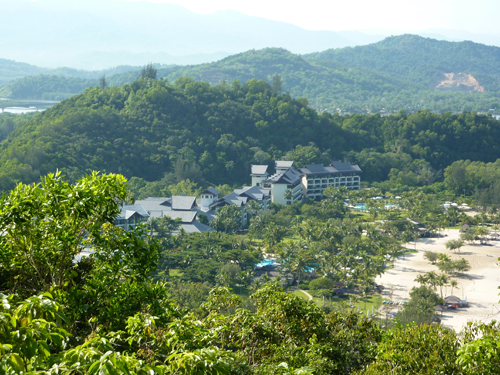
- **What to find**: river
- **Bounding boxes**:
[0,98,59,114]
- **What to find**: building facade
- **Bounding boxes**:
[300,161,362,200]
[261,161,304,206]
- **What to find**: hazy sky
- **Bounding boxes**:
[125,0,500,35]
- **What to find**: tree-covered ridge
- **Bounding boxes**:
[305,34,500,92]
[154,44,500,113]
[4,37,500,112]
[159,48,423,110]
[1,77,500,193]
[0,74,98,100]
[0,58,147,82]
[0,58,46,85]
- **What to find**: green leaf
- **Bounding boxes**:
[8,353,25,372]
[104,361,117,375]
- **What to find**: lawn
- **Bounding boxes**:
[354,295,383,314]
[169,268,183,277]
[292,290,311,301]
[292,290,383,315]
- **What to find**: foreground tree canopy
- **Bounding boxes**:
[0,173,499,374]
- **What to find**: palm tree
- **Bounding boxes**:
[475,227,489,245]
[246,199,261,215]
[284,189,293,205]
[436,273,449,298]
[415,273,429,286]
[425,271,439,291]
[449,279,458,296]
[287,246,313,290]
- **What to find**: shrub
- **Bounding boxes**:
[309,277,335,290]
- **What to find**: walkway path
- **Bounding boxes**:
[299,289,313,301]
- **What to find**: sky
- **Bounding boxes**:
[125,0,500,35]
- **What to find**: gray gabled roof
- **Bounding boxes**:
[180,221,216,233]
[264,166,302,186]
[299,161,362,175]
[331,160,362,173]
[141,197,171,205]
[171,196,197,210]
[276,161,294,169]
[305,164,329,173]
[201,187,220,196]
[224,192,248,206]
[235,186,270,201]
[134,198,172,213]
[163,210,197,223]
[251,165,269,176]
[118,204,150,220]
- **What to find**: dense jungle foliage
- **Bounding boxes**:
[0,76,500,196]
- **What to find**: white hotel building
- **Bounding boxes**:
[251,160,362,205]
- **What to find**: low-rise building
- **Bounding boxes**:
[250,165,269,187]
[199,187,220,211]
[132,195,215,234]
[210,185,271,227]
[115,204,150,231]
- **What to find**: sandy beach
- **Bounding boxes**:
[376,229,500,331]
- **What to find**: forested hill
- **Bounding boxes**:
[3,36,500,113]
[154,37,500,113]
[0,75,98,101]
[0,58,45,85]
[0,58,145,86]
[305,34,500,92]
[159,48,417,110]
[1,77,500,193]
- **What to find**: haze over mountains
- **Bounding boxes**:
[3,0,500,70]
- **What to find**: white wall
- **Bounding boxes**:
[252,176,266,187]
[271,183,288,206]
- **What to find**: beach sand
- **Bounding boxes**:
[376,229,500,331]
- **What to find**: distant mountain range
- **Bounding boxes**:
[2,35,500,113]
[3,0,500,70]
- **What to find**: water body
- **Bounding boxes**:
[0,98,58,114]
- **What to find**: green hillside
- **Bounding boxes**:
[0,58,46,86]
[3,36,500,113]
[159,48,419,111]
[0,74,98,100]
[305,34,500,92]
[1,77,500,193]
[0,61,160,100]
[159,42,500,113]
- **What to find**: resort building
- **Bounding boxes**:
[250,160,361,205]
[250,165,269,187]
[261,161,304,206]
[299,161,362,200]
[115,204,150,231]
[210,185,271,227]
